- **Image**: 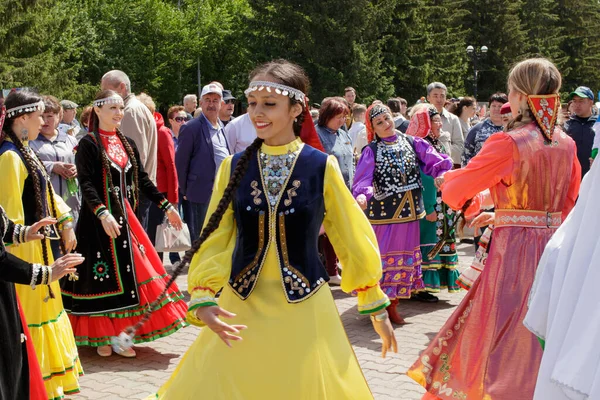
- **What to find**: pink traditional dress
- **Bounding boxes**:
[408,111,581,398]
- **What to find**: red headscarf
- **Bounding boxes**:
[406,107,433,138]
[365,104,390,142]
[300,98,324,151]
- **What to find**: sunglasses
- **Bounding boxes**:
[174,116,190,123]
[224,99,235,105]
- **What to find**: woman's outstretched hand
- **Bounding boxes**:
[50,253,84,281]
[469,212,495,228]
[195,306,248,348]
[372,314,398,358]
[25,217,57,242]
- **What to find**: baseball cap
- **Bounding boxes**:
[200,84,222,98]
[60,100,78,109]
[569,86,594,101]
[222,90,236,101]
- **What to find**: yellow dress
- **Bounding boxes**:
[154,139,389,400]
[0,146,83,399]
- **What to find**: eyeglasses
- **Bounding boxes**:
[224,99,235,105]
[174,116,190,123]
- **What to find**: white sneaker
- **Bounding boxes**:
[328,275,342,286]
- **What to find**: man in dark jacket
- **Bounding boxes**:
[176,83,230,240]
[564,86,597,178]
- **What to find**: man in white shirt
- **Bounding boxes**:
[224,113,257,154]
[427,82,464,167]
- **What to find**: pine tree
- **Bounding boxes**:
[460,0,528,100]
[520,0,567,70]
[0,0,89,99]
[555,0,600,96]
[246,0,397,103]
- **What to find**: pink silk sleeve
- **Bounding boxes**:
[441,133,516,210]
[562,144,582,220]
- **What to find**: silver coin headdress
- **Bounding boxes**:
[93,94,124,107]
[244,81,305,103]
[5,101,45,119]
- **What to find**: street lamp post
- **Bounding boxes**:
[466,45,488,100]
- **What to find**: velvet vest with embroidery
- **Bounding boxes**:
[366,136,425,224]
[229,145,329,303]
[0,142,60,235]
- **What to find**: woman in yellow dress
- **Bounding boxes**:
[0,91,83,399]
[152,60,397,399]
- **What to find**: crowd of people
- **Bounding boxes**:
[0,55,597,400]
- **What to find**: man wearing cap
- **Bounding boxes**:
[176,83,230,240]
[58,100,81,138]
[564,86,597,177]
[219,90,236,127]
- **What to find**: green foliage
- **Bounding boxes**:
[1,0,600,108]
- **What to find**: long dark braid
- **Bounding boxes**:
[115,129,140,209]
[130,137,264,333]
[5,130,57,299]
[45,176,68,255]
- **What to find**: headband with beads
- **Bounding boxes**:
[368,104,388,122]
[93,95,124,107]
[5,101,45,119]
[244,81,305,103]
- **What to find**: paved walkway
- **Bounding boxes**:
[71,242,474,400]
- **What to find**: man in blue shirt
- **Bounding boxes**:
[176,83,231,240]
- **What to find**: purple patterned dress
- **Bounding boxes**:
[352,133,452,300]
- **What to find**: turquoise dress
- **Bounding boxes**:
[419,137,459,293]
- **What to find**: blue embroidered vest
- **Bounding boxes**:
[366,135,425,224]
[229,144,330,303]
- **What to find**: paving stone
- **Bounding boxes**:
[70,242,474,400]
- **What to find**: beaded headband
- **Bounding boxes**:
[369,105,388,122]
[5,101,45,119]
[93,95,124,107]
[244,81,305,102]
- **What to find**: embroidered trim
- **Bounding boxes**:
[355,284,377,292]
[417,300,473,399]
[230,211,266,296]
[358,296,391,315]
[527,94,559,141]
[189,297,218,309]
[159,198,170,211]
[495,209,561,228]
[250,180,262,205]
[190,286,216,295]
[368,190,426,225]
[284,180,301,207]
[93,205,107,216]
